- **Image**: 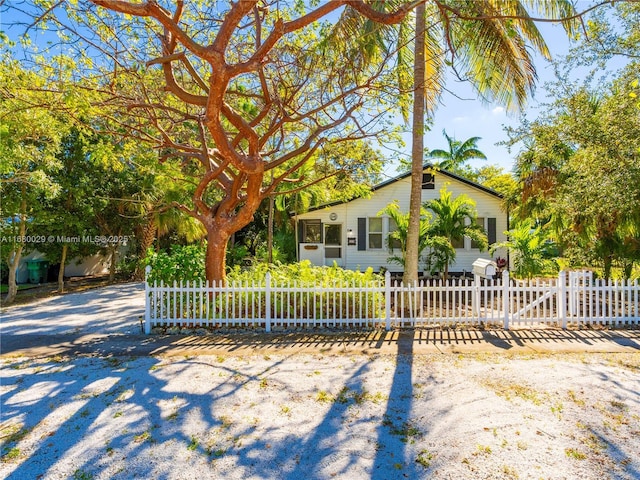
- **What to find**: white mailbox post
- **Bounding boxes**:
[471,259,498,317]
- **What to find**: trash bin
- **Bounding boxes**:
[26,259,49,284]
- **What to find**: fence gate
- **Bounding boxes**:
[508,276,560,328]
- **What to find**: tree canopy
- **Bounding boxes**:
[6,0,424,283]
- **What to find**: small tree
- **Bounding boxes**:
[425,130,487,173]
[491,220,556,279]
[0,59,70,302]
[423,186,487,279]
[378,202,432,270]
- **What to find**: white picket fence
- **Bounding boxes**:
[144,269,640,333]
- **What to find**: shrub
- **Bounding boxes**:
[146,256,384,322]
[144,245,205,284]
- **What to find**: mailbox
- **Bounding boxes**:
[472,258,497,279]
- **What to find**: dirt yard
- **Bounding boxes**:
[1,351,639,480]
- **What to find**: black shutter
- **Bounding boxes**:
[488,218,497,245]
[298,220,304,243]
[357,218,366,251]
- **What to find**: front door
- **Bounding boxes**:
[324,224,342,266]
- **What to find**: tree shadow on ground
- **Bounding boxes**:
[0,353,289,480]
[371,333,422,479]
[0,348,426,480]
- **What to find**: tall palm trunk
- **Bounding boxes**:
[267,194,274,263]
[135,216,158,280]
[404,3,426,286]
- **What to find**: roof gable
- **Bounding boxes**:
[301,164,503,214]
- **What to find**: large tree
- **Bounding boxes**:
[509,67,640,279]
[11,0,423,284]
[505,1,640,279]
[0,57,73,303]
[326,0,582,285]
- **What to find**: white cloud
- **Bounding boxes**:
[452,116,470,123]
[492,106,505,115]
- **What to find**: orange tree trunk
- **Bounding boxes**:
[205,227,231,286]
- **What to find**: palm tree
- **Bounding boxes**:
[326,1,577,285]
[378,201,432,269]
[426,130,487,173]
[424,186,487,279]
[129,177,206,280]
[491,219,555,279]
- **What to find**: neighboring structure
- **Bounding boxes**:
[294,165,508,275]
[14,250,111,284]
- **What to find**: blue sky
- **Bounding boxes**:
[386,22,575,177]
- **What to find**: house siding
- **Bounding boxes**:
[296,170,508,274]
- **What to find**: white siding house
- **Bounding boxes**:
[294,166,508,275]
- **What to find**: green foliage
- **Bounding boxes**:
[503,3,640,279]
[426,130,487,173]
[423,186,488,278]
[508,63,640,278]
[144,245,205,285]
[227,260,382,287]
[378,202,432,268]
[226,244,250,269]
[146,255,384,322]
[491,220,557,279]
[378,186,489,278]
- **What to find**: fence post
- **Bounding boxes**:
[472,274,480,318]
[144,265,152,334]
[502,270,510,330]
[558,270,567,329]
[385,270,391,331]
[265,272,272,333]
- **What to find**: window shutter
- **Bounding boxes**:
[357,218,366,251]
[488,218,497,245]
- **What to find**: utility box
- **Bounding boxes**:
[472,258,497,279]
[26,259,49,284]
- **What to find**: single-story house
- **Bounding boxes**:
[294,165,508,275]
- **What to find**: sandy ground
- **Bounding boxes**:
[1,351,639,480]
[0,282,144,337]
[1,284,640,479]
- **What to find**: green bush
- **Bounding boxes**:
[146,256,384,322]
[144,245,205,285]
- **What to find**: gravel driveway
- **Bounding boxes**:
[0,282,144,337]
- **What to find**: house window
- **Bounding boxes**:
[303,220,321,243]
[422,173,435,189]
[368,217,383,249]
[471,217,485,249]
[451,235,465,249]
[388,218,402,250]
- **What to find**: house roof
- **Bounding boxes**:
[299,164,503,214]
